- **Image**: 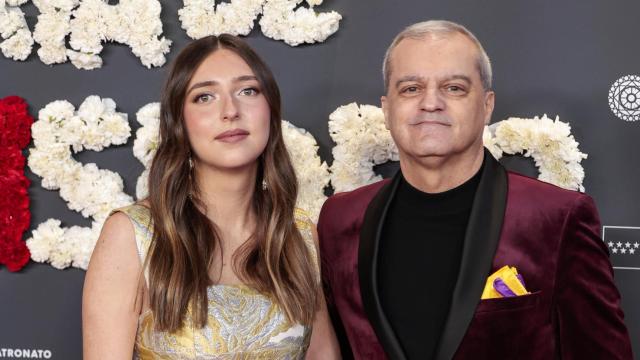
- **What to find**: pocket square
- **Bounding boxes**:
[481,265,530,300]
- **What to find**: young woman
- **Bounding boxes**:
[82,35,340,359]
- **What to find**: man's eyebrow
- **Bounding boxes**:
[394,74,473,88]
[187,75,258,94]
[394,75,424,88]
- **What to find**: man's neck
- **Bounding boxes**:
[400,148,484,194]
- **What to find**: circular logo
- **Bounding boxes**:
[609,75,640,122]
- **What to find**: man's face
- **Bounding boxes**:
[381,34,494,164]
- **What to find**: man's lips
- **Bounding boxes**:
[412,120,451,126]
[215,128,250,142]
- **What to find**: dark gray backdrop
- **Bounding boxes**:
[1,0,638,358]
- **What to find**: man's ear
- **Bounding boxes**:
[381,95,390,130]
[483,91,495,125]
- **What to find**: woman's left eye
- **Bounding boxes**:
[240,87,259,96]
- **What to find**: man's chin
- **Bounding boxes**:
[401,146,484,164]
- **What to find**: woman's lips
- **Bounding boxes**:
[215,128,250,143]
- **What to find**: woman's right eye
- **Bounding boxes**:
[194,94,213,103]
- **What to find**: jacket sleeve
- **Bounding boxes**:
[317,196,356,360]
[554,194,633,359]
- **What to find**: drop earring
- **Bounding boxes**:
[187,156,194,198]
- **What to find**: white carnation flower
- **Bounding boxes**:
[0,5,26,38]
[33,10,71,64]
[136,168,150,200]
[133,120,159,167]
[282,120,329,221]
[68,221,103,269]
[68,0,106,54]
[32,0,79,12]
[78,95,107,121]
[483,125,502,160]
[37,45,68,64]
[130,36,172,68]
[260,0,341,46]
[66,49,102,70]
[0,28,32,60]
[48,238,74,269]
[26,219,65,263]
[133,103,162,200]
[6,0,29,6]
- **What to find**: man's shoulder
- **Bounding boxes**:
[507,171,592,209]
[318,179,390,226]
[325,179,390,208]
[329,179,390,204]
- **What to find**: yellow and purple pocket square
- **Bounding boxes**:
[481,265,530,300]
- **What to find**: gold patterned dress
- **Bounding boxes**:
[114,204,318,360]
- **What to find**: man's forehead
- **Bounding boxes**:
[395,32,476,51]
[388,34,480,79]
[393,35,478,61]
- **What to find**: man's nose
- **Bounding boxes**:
[419,87,445,112]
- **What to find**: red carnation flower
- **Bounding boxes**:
[1,96,28,114]
[0,147,26,171]
[0,240,31,272]
[0,96,33,148]
[0,96,32,272]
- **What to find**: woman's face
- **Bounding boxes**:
[183,49,271,173]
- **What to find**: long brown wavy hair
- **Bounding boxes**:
[146,34,319,332]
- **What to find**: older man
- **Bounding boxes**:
[318,20,632,359]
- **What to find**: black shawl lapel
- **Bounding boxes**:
[358,172,406,360]
[434,150,509,360]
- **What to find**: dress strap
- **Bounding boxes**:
[110,203,153,285]
[294,208,320,283]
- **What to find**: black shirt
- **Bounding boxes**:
[377,166,482,359]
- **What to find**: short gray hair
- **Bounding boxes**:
[382,20,492,92]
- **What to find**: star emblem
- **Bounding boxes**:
[617,242,623,248]
[631,248,636,255]
[625,242,631,248]
[612,248,618,254]
[608,242,615,248]
[634,242,639,248]
[621,248,627,254]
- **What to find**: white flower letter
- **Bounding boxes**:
[26,96,134,269]
[328,103,399,193]
[26,0,171,69]
[485,115,588,191]
[179,0,342,46]
[68,0,171,69]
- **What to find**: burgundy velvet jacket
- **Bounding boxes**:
[318,152,633,360]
